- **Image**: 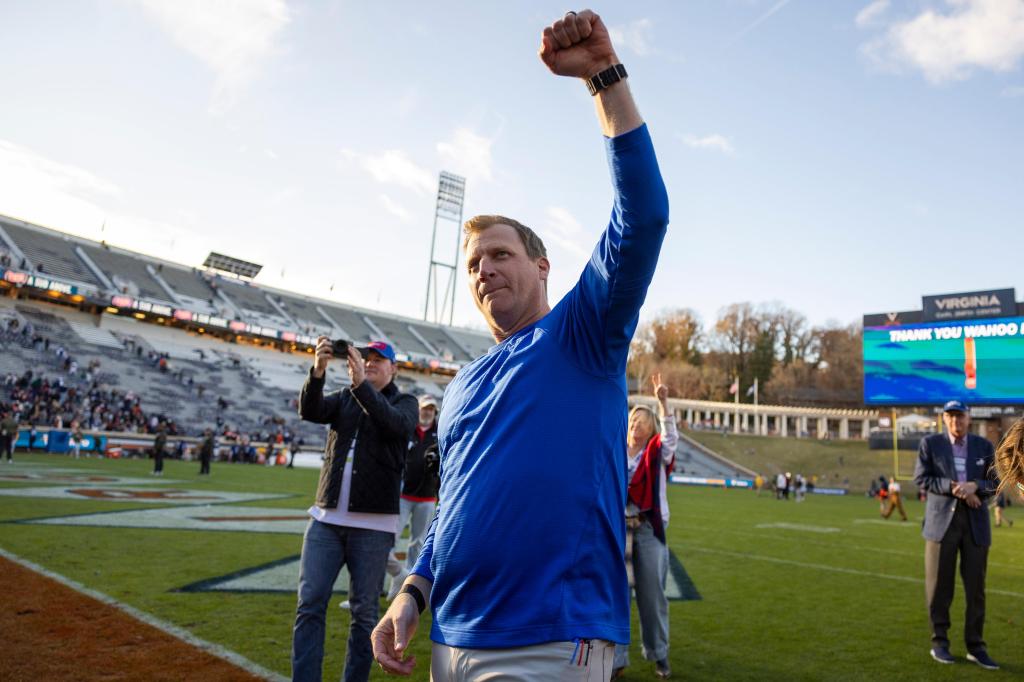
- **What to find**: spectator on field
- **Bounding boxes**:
[373,11,670,678]
[614,374,676,679]
[876,475,890,513]
[398,394,440,572]
[881,476,907,521]
[995,419,1024,502]
[383,394,442,602]
[915,400,999,669]
[287,438,304,469]
[199,429,214,476]
[292,340,416,682]
[992,491,1013,528]
[1,410,18,462]
[151,425,167,476]
[775,472,786,500]
[795,473,807,503]
[69,421,85,458]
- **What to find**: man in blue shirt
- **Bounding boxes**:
[372,9,669,680]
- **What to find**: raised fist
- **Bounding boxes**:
[538,9,618,79]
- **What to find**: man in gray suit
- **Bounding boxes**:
[914,400,999,670]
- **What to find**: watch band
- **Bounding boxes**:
[400,583,427,614]
[586,64,628,96]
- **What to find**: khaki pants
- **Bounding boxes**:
[882,493,907,520]
[431,640,615,681]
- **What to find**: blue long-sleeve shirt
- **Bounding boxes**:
[412,123,669,648]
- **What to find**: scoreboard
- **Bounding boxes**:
[863,289,1024,406]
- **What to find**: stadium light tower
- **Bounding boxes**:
[423,171,466,326]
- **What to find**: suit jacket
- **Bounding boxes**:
[914,432,997,547]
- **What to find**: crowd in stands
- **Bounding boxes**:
[1,317,313,458]
[2,370,183,436]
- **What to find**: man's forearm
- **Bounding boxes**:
[405,573,433,607]
[593,77,643,138]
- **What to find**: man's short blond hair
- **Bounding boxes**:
[463,215,547,260]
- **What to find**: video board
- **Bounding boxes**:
[863,315,1024,406]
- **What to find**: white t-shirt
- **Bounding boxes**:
[307,437,399,533]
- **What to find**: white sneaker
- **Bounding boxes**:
[338,600,350,610]
[387,568,409,601]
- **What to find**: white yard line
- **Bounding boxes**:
[688,545,1024,599]
[0,546,288,682]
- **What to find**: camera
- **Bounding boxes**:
[331,339,351,356]
[423,443,440,475]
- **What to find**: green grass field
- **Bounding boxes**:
[1,453,1021,681]
[685,431,905,493]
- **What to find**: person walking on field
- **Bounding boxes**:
[614,374,676,679]
[151,425,166,476]
[0,411,18,463]
[992,491,1012,528]
[881,476,908,521]
[292,340,417,682]
[70,421,85,458]
[372,9,671,679]
[198,429,214,476]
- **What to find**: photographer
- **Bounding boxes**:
[292,338,417,682]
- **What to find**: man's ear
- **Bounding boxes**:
[537,256,550,282]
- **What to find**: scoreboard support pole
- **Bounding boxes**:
[892,408,899,480]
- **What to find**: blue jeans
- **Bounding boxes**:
[292,519,394,682]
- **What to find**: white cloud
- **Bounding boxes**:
[134,0,291,112]
[679,133,736,155]
[609,19,654,57]
[861,0,1024,83]
[540,206,591,260]
[0,139,121,234]
[0,139,209,264]
[855,0,890,27]
[340,148,435,195]
[1001,84,1024,96]
[378,194,413,223]
[436,129,494,183]
[338,127,495,199]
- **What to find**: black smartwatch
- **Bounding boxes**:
[586,64,628,96]
[400,583,427,614]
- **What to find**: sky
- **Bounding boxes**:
[1,0,1022,333]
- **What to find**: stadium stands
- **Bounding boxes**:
[0,215,493,368]
[77,243,171,302]
[0,217,102,287]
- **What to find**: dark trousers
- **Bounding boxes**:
[199,456,210,475]
[1,434,12,459]
[925,503,988,652]
[153,449,164,473]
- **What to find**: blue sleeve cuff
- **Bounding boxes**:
[604,122,651,151]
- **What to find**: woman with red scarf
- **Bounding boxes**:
[613,374,677,679]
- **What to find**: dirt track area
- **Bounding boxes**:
[0,555,266,681]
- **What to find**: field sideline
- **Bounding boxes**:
[0,454,1020,680]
